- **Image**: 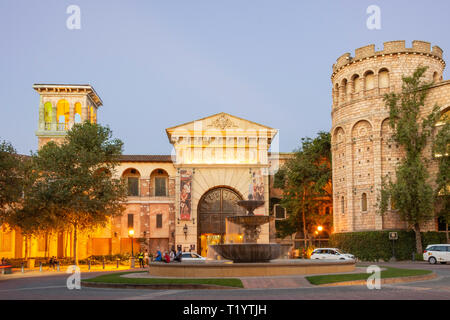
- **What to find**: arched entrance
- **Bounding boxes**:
[197,187,244,256]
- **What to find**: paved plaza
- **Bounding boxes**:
[0,262,449,300]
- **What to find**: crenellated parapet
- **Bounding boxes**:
[332,40,445,76]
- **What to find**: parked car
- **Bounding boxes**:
[423,244,450,264]
[180,252,207,262]
[310,248,355,261]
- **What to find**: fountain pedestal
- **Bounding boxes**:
[211,199,281,263]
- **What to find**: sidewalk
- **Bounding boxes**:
[0,264,146,280]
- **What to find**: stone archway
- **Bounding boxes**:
[197,187,244,256]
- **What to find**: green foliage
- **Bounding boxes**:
[330,231,447,261]
[379,66,442,254]
[306,267,432,285]
[433,112,450,226]
[274,131,332,238]
[0,140,25,217]
[8,122,127,263]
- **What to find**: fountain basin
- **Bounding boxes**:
[227,215,270,226]
[211,243,281,263]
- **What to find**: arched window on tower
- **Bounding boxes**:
[341,196,345,214]
[74,102,82,123]
[433,71,441,83]
[351,74,361,96]
[364,71,375,91]
[361,193,368,212]
[378,68,390,89]
[56,99,70,131]
[341,79,348,102]
[44,102,52,130]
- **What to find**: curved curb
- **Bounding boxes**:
[81,281,240,290]
[317,272,437,287]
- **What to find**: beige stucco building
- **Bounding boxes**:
[0,84,289,259]
[331,40,450,233]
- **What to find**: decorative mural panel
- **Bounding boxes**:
[249,169,265,201]
[179,169,192,220]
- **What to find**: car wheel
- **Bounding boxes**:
[428,257,437,264]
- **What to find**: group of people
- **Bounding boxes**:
[153,248,182,263]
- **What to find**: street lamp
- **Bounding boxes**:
[183,224,188,240]
[129,229,135,268]
[316,226,323,247]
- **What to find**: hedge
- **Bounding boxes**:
[329,231,448,262]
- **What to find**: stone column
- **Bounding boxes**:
[51,101,57,131]
[373,132,383,230]
[345,140,354,231]
[38,96,45,131]
[69,101,75,129]
[82,97,89,122]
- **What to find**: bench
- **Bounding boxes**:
[0,265,13,275]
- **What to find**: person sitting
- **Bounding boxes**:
[174,249,182,262]
[163,251,170,263]
[154,249,162,262]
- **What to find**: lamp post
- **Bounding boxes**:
[129,229,135,268]
[316,226,323,248]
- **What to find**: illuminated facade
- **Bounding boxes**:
[0,86,290,259]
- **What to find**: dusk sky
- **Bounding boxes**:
[1,0,450,155]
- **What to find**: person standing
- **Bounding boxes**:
[138,251,145,268]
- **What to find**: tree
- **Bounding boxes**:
[26,122,128,264]
[379,66,442,254]
[274,131,332,245]
[0,140,23,215]
[433,111,450,243]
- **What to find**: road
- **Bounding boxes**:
[0,262,449,300]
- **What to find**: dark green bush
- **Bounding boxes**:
[330,231,446,262]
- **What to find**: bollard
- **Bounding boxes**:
[412,252,416,262]
[102,258,105,270]
[57,261,60,272]
[116,259,119,269]
[39,262,42,272]
[88,259,91,271]
[21,262,24,273]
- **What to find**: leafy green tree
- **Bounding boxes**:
[433,112,450,243]
[274,131,332,245]
[25,122,128,264]
[0,140,23,215]
[379,66,442,254]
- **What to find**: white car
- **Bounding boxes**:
[310,248,355,261]
[423,244,450,264]
[180,252,207,262]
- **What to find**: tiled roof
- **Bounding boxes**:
[118,155,173,163]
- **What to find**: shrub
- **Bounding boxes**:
[329,231,445,262]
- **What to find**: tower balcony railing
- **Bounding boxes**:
[44,122,69,131]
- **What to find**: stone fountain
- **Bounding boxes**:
[211,199,281,263]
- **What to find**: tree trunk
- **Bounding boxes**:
[73,224,78,265]
[302,188,307,248]
[413,223,423,254]
[446,223,449,244]
[24,236,29,259]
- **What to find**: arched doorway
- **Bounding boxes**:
[197,187,244,256]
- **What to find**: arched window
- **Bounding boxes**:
[56,99,70,130]
[433,72,440,83]
[364,71,375,90]
[44,102,53,130]
[341,79,348,101]
[151,169,169,197]
[74,102,82,123]
[361,193,368,212]
[378,68,389,88]
[341,196,345,214]
[334,83,339,104]
[122,168,141,196]
[351,74,361,94]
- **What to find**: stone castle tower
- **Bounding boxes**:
[34,84,102,148]
[331,40,450,233]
